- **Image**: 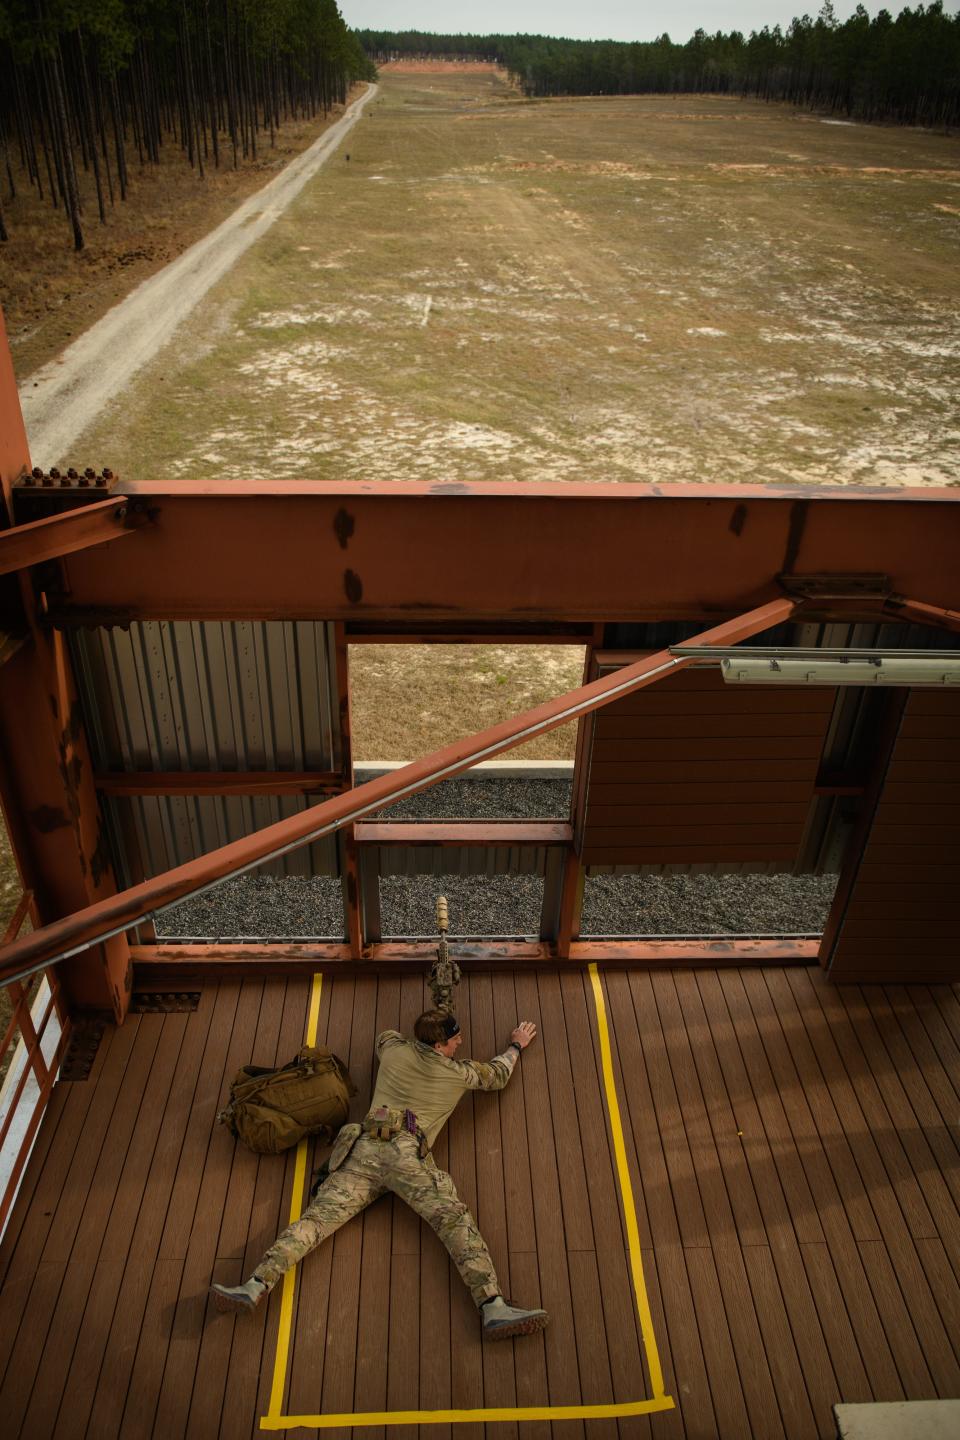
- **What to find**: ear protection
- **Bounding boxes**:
[441,1013,460,1040]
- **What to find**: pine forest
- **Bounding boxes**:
[360,3,960,128]
[0,0,375,249]
[1,4,958,255]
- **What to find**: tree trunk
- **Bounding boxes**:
[77,30,107,223]
[49,51,85,250]
[109,73,128,201]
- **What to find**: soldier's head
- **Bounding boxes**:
[415,1009,462,1057]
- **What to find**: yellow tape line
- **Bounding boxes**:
[261,1397,677,1430]
[265,971,323,1421]
[262,965,675,1428]
[588,961,668,1400]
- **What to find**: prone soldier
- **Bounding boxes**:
[211,1008,547,1340]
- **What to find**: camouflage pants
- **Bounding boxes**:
[253,1133,500,1307]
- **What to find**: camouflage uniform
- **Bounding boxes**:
[252,1031,518,1308]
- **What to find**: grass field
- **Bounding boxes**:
[61,67,960,488]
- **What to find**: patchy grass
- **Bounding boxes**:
[63,71,960,486]
[1,88,366,380]
[349,644,584,761]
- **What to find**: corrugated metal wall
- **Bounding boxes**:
[70,620,342,881]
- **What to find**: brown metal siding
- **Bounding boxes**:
[582,668,835,867]
[828,689,960,982]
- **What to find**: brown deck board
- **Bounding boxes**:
[316,976,368,1440]
[154,980,268,1438]
[0,1016,141,1424]
[741,1244,816,1439]
[683,1245,756,1439]
[445,976,484,1440]
[471,973,518,1435]
[188,980,289,1440]
[282,975,340,1440]
[85,990,217,1439]
[41,1011,186,1440]
[513,970,584,1440]
[2,967,960,1438]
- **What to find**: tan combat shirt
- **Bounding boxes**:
[370,1031,518,1148]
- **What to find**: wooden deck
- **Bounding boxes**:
[1,966,959,1439]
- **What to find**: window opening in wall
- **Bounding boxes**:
[579,869,838,938]
[350,643,584,819]
[155,870,347,942]
[378,871,545,940]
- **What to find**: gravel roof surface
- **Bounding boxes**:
[580,872,836,936]
[156,867,835,939]
[370,777,571,820]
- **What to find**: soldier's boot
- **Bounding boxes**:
[210,1276,268,1314]
[481,1296,549,1340]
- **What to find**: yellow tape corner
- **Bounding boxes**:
[261,965,674,1429]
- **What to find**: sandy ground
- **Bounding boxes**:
[18,84,377,465]
[349,644,584,761]
[54,70,960,488]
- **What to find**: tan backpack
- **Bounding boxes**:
[218,1045,356,1155]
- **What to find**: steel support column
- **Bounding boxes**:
[0,325,130,1017]
[557,627,602,957]
[334,622,363,957]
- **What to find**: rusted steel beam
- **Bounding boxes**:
[94,770,343,796]
[345,629,592,645]
[0,597,798,987]
[0,318,131,1016]
[333,620,363,959]
[354,822,573,846]
[556,847,585,960]
[557,631,605,957]
[0,497,133,577]
[118,480,960,501]
[49,484,960,622]
[130,935,819,977]
[882,594,960,635]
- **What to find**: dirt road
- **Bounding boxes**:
[19,83,377,466]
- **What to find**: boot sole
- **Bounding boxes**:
[210,1286,258,1315]
[484,1313,548,1341]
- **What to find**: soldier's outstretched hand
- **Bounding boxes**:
[511,1021,537,1049]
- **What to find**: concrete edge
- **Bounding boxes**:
[354,761,574,780]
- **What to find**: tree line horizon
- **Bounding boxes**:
[359,2,960,128]
[0,0,376,250]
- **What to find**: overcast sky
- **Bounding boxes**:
[339,1,899,45]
